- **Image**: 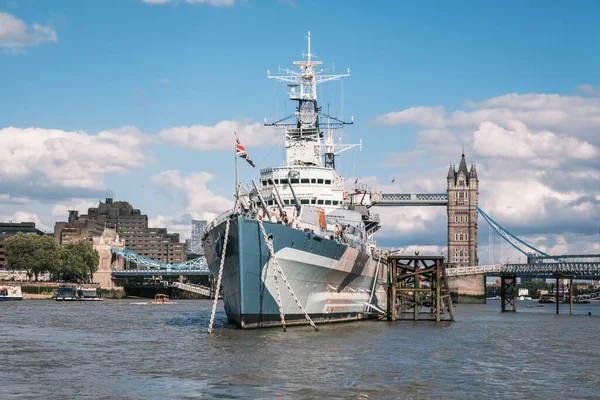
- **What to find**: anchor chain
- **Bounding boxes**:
[207,215,232,334]
[258,220,319,332]
[270,257,286,332]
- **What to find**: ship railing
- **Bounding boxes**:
[204,209,235,236]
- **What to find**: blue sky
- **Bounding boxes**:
[1,0,600,260]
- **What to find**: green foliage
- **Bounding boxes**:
[5,233,99,283]
[61,241,99,282]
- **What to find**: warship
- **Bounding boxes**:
[202,32,387,329]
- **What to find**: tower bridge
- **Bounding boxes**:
[368,151,481,303]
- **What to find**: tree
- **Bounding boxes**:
[61,241,99,282]
[34,235,63,280]
[5,233,37,277]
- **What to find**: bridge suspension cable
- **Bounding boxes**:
[476,206,550,262]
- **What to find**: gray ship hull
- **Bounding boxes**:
[202,214,386,329]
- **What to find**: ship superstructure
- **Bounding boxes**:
[202,32,387,329]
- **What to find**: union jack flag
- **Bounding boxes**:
[235,136,256,167]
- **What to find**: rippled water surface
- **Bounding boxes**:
[1,299,599,399]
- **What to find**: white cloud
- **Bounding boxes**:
[0,194,33,204]
[0,12,57,53]
[159,120,281,150]
[473,120,597,168]
[377,93,600,141]
[141,0,235,6]
[580,84,600,96]
[375,106,446,128]
[51,199,98,218]
[0,126,151,199]
[152,169,233,221]
[0,211,51,232]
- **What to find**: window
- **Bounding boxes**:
[311,199,316,204]
[300,199,310,204]
[274,179,279,184]
[325,179,331,185]
[317,179,324,184]
[332,200,339,205]
[325,200,332,205]
[311,179,316,183]
[301,178,309,184]
[317,200,324,205]
[262,180,268,186]
[291,178,299,184]
[284,199,290,205]
[267,200,273,206]
[280,179,288,184]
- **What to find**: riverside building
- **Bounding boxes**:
[54,198,185,263]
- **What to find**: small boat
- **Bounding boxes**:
[526,304,534,308]
[152,294,171,304]
[53,286,103,301]
[537,304,544,307]
[0,285,23,301]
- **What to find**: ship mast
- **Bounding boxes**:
[266,31,357,169]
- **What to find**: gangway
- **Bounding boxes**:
[574,291,600,303]
[171,282,213,298]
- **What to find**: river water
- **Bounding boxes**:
[1,299,599,399]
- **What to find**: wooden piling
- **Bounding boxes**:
[386,255,454,322]
[556,277,560,315]
[569,278,573,315]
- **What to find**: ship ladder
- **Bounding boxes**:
[207,215,232,334]
[258,220,319,332]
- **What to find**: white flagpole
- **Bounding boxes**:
[234,131,239,205]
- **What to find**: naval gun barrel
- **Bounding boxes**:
[251,180,270,216]
[287,180,301,214]
[269,179,286,215]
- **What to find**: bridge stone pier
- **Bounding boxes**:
[372,151,484,303]
[92,228,125,289]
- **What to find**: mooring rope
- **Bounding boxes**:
[258,219,319,332]
[207,215,232,334]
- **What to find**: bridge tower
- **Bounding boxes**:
[446,151,484,303]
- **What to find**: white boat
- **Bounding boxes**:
[53,286,103,301]
[0,285,23,301]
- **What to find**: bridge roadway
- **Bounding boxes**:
[446,254,600,280]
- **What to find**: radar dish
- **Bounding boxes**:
[299,102,316,126]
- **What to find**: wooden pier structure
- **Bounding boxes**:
[387,255,455,322]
